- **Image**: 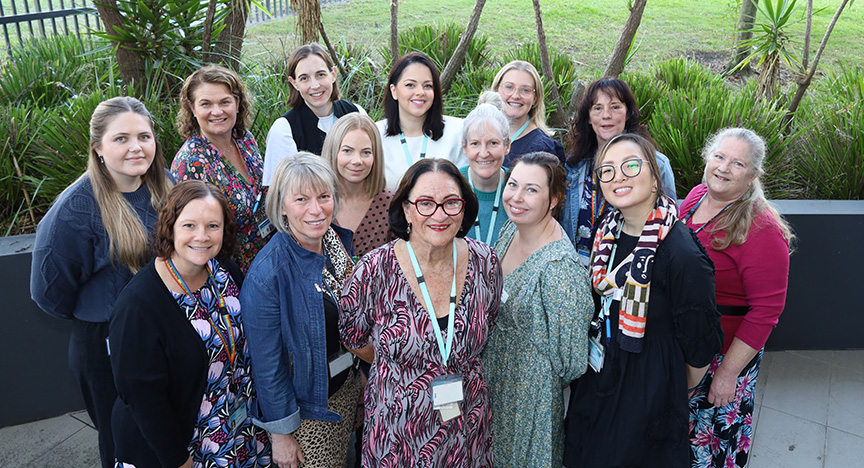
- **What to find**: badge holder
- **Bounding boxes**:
[227,377,248,433]
[432,375,463,423]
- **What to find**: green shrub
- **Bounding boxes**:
[653,58,725,93]
[649,82,803,199]
[620,69,670,124]
[385,23,492,73]
[822,62,864,104]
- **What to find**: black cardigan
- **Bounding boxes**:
[109,257,243,468]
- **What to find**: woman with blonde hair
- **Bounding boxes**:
[263,43,366,186]
[685,128,793,468]
[491,60,564,166]
[31,96,172,467]
[173,64,268,272]
[322,113,393,258]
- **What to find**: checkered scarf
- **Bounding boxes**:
[590,195,678,353]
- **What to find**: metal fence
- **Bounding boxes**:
[0,0,339,58]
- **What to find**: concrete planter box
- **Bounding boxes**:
[2,200,863,427]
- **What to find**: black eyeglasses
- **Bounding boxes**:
[594,159,644,183]
[407,198,466,217]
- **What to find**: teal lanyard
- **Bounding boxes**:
[399,133,429,166]
[683,193,734,234]
[511,119,530,140]
[406,240,458,369]
[467,169,503,245]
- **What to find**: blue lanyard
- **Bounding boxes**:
[467,169,503,245]
[406,240,458,369]
[399,133,429,166]
[511,119,530,140]
[683,193,733,234]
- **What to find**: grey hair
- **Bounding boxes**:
[461,103,511,147]
[265,151,340,234]
[701,127,767,180]
[477,90,505,112]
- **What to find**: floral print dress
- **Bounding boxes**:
[171,131,269,272]
[340,239,502,468]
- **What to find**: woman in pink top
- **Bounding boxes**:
[683,128,794,468]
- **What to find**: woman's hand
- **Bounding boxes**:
[271,432,306,468]
[178,455,193,468]
[708,367,738,408]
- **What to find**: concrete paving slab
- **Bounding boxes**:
[750,406,826,468]
[0,415,89,466]
[24,424,100,468]
[827,365,864,438]
[823,427,864,468]
[761,351,831,425]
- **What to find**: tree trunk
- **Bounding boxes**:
[784,0,850,127]
[726,0,759,74]
[93,0,145,86]
[440,0,486,93]
[604,0,648,79]
[390,0,399,63]
[291,0,322,43]
[532,0,566,128]
[201,0,219,60]
[801,0,813,70]
[214,0,249,70]
[319,23,347,78]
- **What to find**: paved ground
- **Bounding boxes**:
[1,350,861,467]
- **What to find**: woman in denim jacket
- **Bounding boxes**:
[561,78,676,267]
[241,152,364,468]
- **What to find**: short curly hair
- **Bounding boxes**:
[176,65,253,140]
[152,180,237,261]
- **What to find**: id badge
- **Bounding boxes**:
[228,398,248,432]
[501,289,509,304]
[431,374,463,421]
[257,216,274,239]
[328,351,354,377]
[587,333,605,373]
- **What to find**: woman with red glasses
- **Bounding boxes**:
[340,158,502,467]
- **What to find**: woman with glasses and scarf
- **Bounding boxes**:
[563,134,723,468]
[340,158,502,467]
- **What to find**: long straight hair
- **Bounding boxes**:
[86,96,172,272]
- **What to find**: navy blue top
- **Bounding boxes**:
[503,128,565,168]
[30,175,159,323]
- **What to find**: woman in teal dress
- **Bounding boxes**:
[459,102,511,247]
[484,152,593,467]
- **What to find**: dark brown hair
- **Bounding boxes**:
[389,159,478,240]
[565,77,650,166]
[383,52,445,140]
[152,180,237,260]
[286,43,341,108]
[505,151,567,219]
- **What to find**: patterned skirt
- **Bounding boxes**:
[688,350,763,468]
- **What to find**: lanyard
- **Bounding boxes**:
[511,119,530,140]
[598,223,624,344]
[399,133,429,166]
[406,240,458,369]
[467,168,503,245]
[165,258,237,367]
[683,193,733,234]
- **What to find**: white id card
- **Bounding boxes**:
[328,351,353,377]
[431,375,463,407]
[257,217,274,239]
[587,333,605,373]
[501,289,509,304]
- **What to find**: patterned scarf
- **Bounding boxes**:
[321,227,354,295]
[590,195,678,353]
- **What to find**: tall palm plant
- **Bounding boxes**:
[732,0,800,100]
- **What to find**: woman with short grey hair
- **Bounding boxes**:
[241,152,362,468]
[459,102,512,246]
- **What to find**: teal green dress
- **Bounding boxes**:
[459,166,509,246]
[485,221,593,468]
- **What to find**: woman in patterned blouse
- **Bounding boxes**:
[172,65,270,272]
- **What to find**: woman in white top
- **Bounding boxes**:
[263,43,365,186]
[377,52,467,191]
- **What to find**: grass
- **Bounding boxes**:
[243,0,864,78]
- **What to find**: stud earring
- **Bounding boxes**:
[98,154,105,164]
[407,223,412,235]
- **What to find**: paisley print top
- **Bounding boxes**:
[171,131,269,272]
[340,238,502,468]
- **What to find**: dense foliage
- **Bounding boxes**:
[2,27,862,235]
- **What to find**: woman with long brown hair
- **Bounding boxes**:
[31,96,172,467]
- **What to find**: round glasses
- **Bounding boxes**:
[407,198,466,217]
[594,159,644,183]
[500,82,535,98]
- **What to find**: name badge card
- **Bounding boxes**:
[328,351,354,377]
[432,375,463,422]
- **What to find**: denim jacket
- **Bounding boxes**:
[240,225,353,434]
[562,151,677,267]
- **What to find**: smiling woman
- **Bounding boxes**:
[172,65,270,273]
[263,43,366,187]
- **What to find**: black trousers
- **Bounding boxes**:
[69,319,117,468]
